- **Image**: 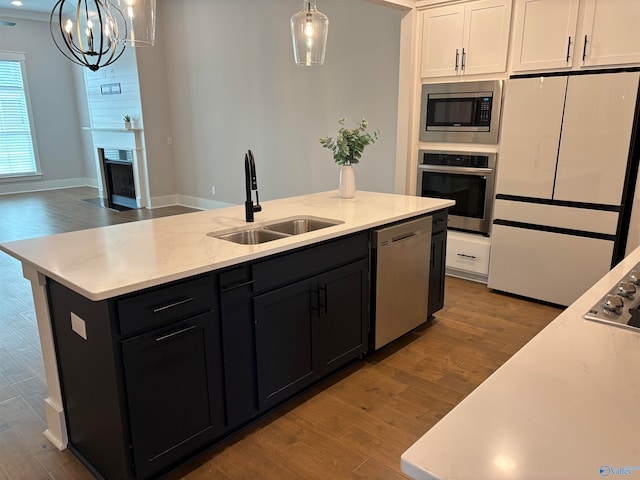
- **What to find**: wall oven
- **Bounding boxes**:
[420,80,503,144]
[417,150,496,235]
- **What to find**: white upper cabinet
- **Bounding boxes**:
[581,0,640,67]
[420,0,512,78]
[512,0,640,72]
[511,0,579,72]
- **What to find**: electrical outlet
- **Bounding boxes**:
[211,186,216,195]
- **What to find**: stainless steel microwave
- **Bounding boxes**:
[420,80,503,144]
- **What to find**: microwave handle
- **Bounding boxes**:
[418,164,494,175]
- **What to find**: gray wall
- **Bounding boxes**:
[137,0,402,205]
[0,13,93,193]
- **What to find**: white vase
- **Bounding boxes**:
[338,165,356,198]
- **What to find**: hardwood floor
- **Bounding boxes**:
[0,187,564,480]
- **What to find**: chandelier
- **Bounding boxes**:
[49,0,156,72]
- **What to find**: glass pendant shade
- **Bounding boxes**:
[116,0,156,47]
[50,0,126,72]
[291,0,328,66]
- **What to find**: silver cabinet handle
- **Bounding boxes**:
[566,36,572,62]
[220,279,254,293]
[582,34,588,62]
[457,253,477,260]
[455,48,459,71]
[461,48,466,70]
[152,297,195,313]
[155,325,197,342]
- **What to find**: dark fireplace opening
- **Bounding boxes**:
[100,148,137,210]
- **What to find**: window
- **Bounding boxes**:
[0,52,39,178]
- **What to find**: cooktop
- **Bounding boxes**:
[584,262,640,332]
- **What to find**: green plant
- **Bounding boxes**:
[123,114,131,123]
[320,118,379,166]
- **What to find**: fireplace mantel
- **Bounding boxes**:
[86,127,150,209]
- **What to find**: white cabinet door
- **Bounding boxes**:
[581,0,640,67]
[420,5,465,78]
[510,0,579,72]
[462,0,512,75]
[488,224,614,306]
[554,72,639,205]
[420,0,511,79]
[495,76,567,199]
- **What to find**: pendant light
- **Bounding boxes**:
[116,0,156,47]
[291,0,328,66]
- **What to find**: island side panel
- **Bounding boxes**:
[21,265,68,450]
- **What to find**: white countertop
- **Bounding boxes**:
[401,246,640,480]
[0,190,453,301]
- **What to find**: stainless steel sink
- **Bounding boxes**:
[211,229,288,245]
[263,218,342,235]
[208,216,343,244]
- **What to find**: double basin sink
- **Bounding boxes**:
[208,216,344,245]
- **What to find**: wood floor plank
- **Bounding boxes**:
[0,429,50,480]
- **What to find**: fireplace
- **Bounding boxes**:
[100,148,137,210]
[87,127,150,210]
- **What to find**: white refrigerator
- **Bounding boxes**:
[488,71,640,306]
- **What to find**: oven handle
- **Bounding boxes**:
[417,164,494,175]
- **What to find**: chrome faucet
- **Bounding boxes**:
[244,149,262,222]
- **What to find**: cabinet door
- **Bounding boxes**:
[581,0,640,67]
[495,76,567,199]
[254,278,317,411]
[315,260,368,375]
[121,311,225,479]
[554,72,639,205]
[511,0,579,72]
[420,5,465,78]
[462,0,512,75]
[427,229,447,318]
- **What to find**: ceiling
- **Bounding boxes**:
[1,0,53,14]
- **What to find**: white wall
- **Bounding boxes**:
[0,13,92,193]
[138,0,402,206]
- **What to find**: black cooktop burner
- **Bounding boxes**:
[584,262,640,332]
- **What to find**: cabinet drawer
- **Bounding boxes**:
[118,275,216,337]
[252,232,369,294]
[446,235,491,275]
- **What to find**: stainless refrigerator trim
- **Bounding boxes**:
[372,217,432,350]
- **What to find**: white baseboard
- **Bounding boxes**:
[0,178,96,195]
[175,195,236,211]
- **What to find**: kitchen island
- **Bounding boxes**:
[0,190,453,479]
[402,245,640,479]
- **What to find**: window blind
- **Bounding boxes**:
[0,57,37,177]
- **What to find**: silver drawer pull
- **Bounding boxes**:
[220,279,255,293]
[155,325,197,342]
[152,297,195,313]
[457,253,477,260]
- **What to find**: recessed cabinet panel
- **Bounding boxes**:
[462,0,511,75]
[495,76,567,199]
[554,72,639,205]
[420,5,464,78]
[254,279,316,411]
[511,0,579,71]
[581,0,640,67]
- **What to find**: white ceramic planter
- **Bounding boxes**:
[339,165,356,198]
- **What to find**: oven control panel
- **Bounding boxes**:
[422,152,491,168]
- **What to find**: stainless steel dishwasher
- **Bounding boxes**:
[372,216,432,350]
